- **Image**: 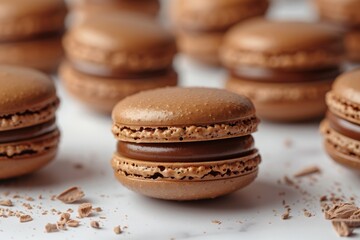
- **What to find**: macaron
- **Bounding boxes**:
[0,0,66,72]
[314,0,360,62]
[0,66,60,179]
[220,19,344,122]
[320,69,360,170]
[68,0,160,24]
[111,87,261,200]
[171,0,269,65]
[61,13,178,113]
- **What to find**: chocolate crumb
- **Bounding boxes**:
[332,220,353,237]
[78,203,92,218]
[57,187,85,204]
[303,209,313,217]
[67,220,80,228]
[0,199,13,207]
[212,220,222,225]
[294,166,321,178]
[114,225,122,235]
[45,223,58,233]
[90,221,100,229]
[20,215,33,223]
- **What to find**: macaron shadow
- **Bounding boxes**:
[133,180,299,213]
[0,155,98,189]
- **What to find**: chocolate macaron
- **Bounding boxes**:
[0,66,60,179]
[171,0,269,65]
[315,0,360,62]
[111,87,261,200]
[321,69,360,170]
[220,19,344,122]
[0,0,66,72]
[61,13,178,113]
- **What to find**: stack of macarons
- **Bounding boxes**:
[68,0,160,24]
[0,66,60,179]
[220,19,344,122]
[60,13,178,113]
[321,69,360,170]
[0,0,67,73]
[171,0,269,65]
[111,87,261,200]
[315,0,360,62]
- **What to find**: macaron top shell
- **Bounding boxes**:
[221,19,343,70]
[0,66,57,116]
[112,87,259,142]
[64,13,176,73]
[113,87,256,126]
[331,69,360,105]
[0,0,66,41]
[172,0,269,31]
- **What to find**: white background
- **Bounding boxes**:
[1,0,360,239]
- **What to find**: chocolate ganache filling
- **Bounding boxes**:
[117,135,256,162]
[231,66,341,83]
[327,112,360,141]
[0,119,57,144]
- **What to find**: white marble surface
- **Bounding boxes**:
[1,1,360,240]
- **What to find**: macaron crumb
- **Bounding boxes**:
[114,225,122,235]
[78,203,92,218]
[57,187,85,204]
[303,209,313,217]
[211,220,222,225]
[66,219,80,228]
[90,221,100,229]
[332,220,353,237]
[0,199,13,207]
[45,223,58,233]
[294,166,321,178]
[19,215,33,223]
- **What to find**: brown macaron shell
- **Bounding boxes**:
[0,66,59,131]
[172,0,269,32]
[60,62,178,113]
[315,0,360,27]
[63,13,176,77]
[112,87,259,143]
[220,19,344,70]
[0,35,63,73]
[0,0,67,41]
[69,0,160,19]
[226,76,333,122]
[112,151,260,200]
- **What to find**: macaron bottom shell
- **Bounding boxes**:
[321,120,360,170]
[226,77,333,122]
[111,152,260,200]
[59,62,178,113]
[0,35,63,73]
[0,129,60,179]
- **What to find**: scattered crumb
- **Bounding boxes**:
[58,213,70,226]
[294,166,321,178]
[90,221,100,229]
[57,187,85,204]
[25,197,34,202]
[320,195,328,202]
[73,163,83,169]
[283,176,295,186]
[114,225,122,235]
[93,207,102,212]
[281,209,291,220]
[20,215,33,223]
[212,220,222,225]
[325,203,358,220]
[303,209,313,217]
[0,199,13,207]
[45,223,58,233]
[78,203,92,218]
[332,220,353,237]
[67,220,80,228]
